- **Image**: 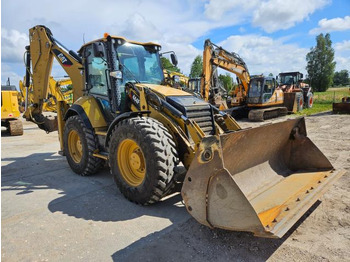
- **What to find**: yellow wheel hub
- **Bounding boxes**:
[68,130,83,163]
[117,139,146,187]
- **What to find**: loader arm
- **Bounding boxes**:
[201,39,250,108]
[24,25,83,132]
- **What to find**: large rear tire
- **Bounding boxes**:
[108,117,178,205]
[63,115,103,176]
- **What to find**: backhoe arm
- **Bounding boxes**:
[201,39,250,107]
[24,25,83,132]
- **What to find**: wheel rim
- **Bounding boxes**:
[117,139,146,187]
[68,130,83,163]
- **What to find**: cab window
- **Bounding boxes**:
[86,45,108,96]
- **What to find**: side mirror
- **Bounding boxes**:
[93,42,105,57]
[170,53,178,66]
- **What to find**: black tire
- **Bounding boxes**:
[305,93,313,108]
[108,117,178,205]
[63,115,103,176]
[296,93,304,112]
[8,119,23,136]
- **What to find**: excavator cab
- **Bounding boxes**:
[247,76,277,104]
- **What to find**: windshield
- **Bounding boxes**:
[249,79,263,97]
[280,75,296,85]
[116,43,164,85]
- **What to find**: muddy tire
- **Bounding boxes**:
[8,119,23,136]
[108,117,178,205]
[63,115,103,176]
[306,93,313,108]
[296,93,304,112]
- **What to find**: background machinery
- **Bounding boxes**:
[163,69,189,89]
[277,71,313,111]
[192,40,292,121]
[1,84,23,136]
[19,76,73,112]
[24,25,345,238]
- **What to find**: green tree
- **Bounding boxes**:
[333,70,349,86]
[268,73,274,77]
[61,84,73,92]
[306,33,336,92]
[160,57,181,73]
[218,73,233,92]
[189,55,203,78]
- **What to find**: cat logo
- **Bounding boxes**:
[57,53,67,64]
[52,49,73,67]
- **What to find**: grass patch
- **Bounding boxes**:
[296,86,349,116]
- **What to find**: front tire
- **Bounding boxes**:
[63,115,103,176]
[108,117,178,205]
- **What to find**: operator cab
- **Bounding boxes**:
[79,36,165,119]
[247,76,276,104]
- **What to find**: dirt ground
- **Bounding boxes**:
[2,112,349,261]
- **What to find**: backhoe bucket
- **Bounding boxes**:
[182,118,346,238]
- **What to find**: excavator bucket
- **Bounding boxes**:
[182,118,346,238]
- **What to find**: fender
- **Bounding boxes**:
[105,111,150,148]
[64,96,107,129]
[64,104,93,129]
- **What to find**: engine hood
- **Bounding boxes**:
[135,83,192,97]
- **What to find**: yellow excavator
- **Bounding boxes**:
[24,25,346,238]
[1,83,23,136]
[19,76,73,112]
[196,40,297,121]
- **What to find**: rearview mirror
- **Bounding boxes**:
[170,53,178,66]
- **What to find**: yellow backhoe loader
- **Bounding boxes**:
[1,84,23,136]
[24,25,346,238]
[163,69,189,89]
[19,76,73,112]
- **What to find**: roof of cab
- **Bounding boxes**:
[78,34,161,53]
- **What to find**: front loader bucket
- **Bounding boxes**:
[181,118,346,238]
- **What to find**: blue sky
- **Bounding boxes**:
[2,0,350,86]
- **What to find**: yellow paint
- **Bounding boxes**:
[117,139,146,187]
[138,84,192,97]
[67,129,83,163]
[74,96,107,128]
[1,91,21,119]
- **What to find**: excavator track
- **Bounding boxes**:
[248,107,288,122]
[8,119,23,136]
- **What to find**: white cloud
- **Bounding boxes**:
[1,64,22,87]
[310,16,350,34]
[252,0,330,33]
[218,34,308,76]
[204,0,329,33]
[334,40,350,71]
[1,28,29,63]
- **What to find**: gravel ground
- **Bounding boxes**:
[2,112,349,261]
